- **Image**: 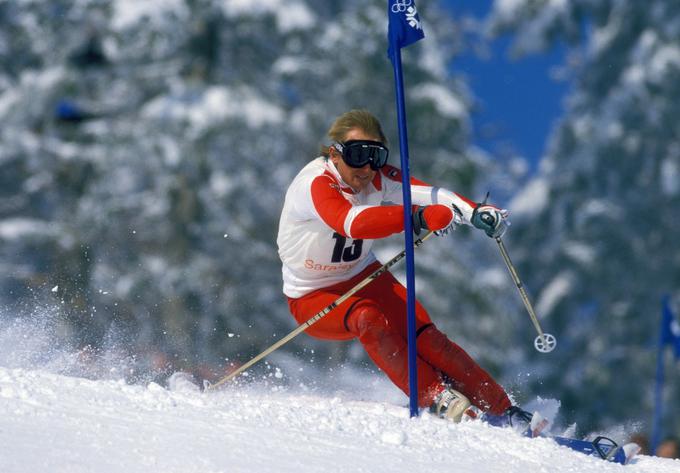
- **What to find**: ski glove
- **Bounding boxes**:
[412,205,454,236]
[471,204,509,238]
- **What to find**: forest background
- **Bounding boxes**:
[1,0,678,439]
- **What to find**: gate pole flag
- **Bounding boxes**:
[387,0,425,418]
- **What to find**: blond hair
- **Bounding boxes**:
[321,109,388,157]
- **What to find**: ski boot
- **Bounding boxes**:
[430,387,474,422]
[484,405,549,437]
[484,405,533,428]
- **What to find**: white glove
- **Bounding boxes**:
[471,204,509,238]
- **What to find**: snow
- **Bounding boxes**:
[273,56,306,75]
[220,0,316,32]
[591,11,622,55]
[0,218,55,241]
[475,267,508,289]
[580,199,623,221]
[508,177,550,217]
[142,86,285,132]
[0,313,677,473]
[650,44,680,80]
[493,0,526,21]
[410,83,467,119]
[535,272,573,318]
[620,28,680,87]
[111,0,189,30]
[562,241,596,267]
[1,365,678,473]
[491,0,569,54]
[0,292,673,473]
[661,154,680,196]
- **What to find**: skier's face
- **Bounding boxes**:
[330,128,379,192]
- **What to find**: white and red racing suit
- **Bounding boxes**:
[276,156,512,412]
[277,156,477,298]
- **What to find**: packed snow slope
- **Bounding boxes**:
[0,367,677,473]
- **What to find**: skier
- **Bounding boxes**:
[277,109,529,424]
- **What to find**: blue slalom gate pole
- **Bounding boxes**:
[391,48,419,418]
[651,312,665,455]
[651,295,679,453]
[387,0,425,418]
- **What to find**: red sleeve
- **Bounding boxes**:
[310,176,454,238]
[310,175,353,236]
[348,205,405,239]
[422,205,454,230]
[310,175,405,239]
[350,204,452,238]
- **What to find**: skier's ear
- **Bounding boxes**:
[329,145,341,165]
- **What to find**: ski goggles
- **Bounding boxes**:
[332,140,389,170]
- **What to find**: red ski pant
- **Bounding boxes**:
[287,262,511,414]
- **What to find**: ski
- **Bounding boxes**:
[522,414,639,465]
[550,435,640,465]
[493,411,640,465]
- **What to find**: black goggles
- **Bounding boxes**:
[333,140,389,170]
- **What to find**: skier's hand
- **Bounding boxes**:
[412,205,454,236]
[471,204,509,238]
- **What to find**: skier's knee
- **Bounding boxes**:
[416,324,448,349]
[346,303,387,335]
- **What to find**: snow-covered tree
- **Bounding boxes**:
[1,1,520,387]
[488,0,680,433]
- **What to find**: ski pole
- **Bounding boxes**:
[495,236,556,353]
[207,231,436,390]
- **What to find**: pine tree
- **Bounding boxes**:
[0,1,518,389]
[488,0,680,433]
